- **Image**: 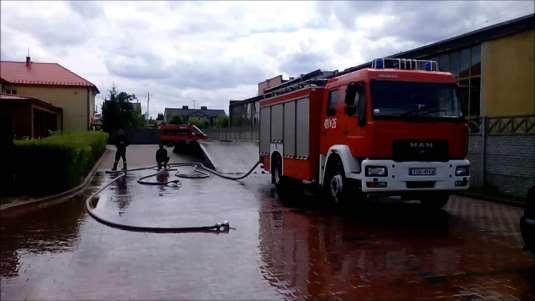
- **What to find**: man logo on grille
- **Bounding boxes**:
[410,142,434,149]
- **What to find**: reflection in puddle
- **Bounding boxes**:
[257,192,534,300]
[111,175,130,216]
[0,182,98,278]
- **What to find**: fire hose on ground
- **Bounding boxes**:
[85,161,262,233]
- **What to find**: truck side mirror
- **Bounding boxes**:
[356,83,367,127]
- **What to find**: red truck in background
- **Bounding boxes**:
[159,124,207,147]
[259,58,470,209]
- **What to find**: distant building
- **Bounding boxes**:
[164,105,226,126]
[0,56,99,131]
[257,75,285,95]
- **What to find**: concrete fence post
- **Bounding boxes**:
[481,116,487,186]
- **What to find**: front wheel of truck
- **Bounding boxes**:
[323,156,349,206]
[420,193,450,210]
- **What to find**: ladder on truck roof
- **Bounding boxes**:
[262,78,328,99]
[262,69,337,99]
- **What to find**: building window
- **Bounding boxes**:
[432,44,481,117]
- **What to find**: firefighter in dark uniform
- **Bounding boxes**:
[156,143,170,170]
[112,128,129,171]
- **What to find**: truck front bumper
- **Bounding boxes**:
[351,159,470,193]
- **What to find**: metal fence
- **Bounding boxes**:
[467,115,535,135]
[467,115,535,197]
[204,127,258,142]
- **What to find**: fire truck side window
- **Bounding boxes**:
[345,83,357,115]
[327,90,339,115]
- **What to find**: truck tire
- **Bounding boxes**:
[420,193,449,210]
[323,156,348,205]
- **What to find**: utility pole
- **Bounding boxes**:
[147,92,150,119]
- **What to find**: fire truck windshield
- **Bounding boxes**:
[371,80,463,120]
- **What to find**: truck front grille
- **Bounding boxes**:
[393,140,448,162]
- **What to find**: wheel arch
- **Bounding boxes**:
[270,151,283,183]
[320,145,358,185]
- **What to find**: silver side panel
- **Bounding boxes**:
[271,104,283,142]
[296,97,310,157]
[283,101,296,156]
[259,106,271,154]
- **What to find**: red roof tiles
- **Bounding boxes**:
[0,60,99,92]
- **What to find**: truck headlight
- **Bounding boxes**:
[455,166,470,176]
[366,166,388,177]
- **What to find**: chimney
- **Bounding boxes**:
[182,105,189,109]
[26,56,31,67]
[200,106,207,110]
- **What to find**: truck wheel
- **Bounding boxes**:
[420,193,449,210]
[324,157,347,205]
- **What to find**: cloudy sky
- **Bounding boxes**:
[1,1,533,117]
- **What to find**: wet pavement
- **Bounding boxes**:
[1,145,534,300]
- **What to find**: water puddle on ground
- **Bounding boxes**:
[1,169,534,300]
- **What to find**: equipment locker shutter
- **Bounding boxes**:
[271,104,283,142]
[296,98,309,157]
[260,107,270,154]
[283,101,296,156]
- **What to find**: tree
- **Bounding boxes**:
[188,117,209,129]
[169,115,183,125]
[101,86,146,133]
[215,115,229,128]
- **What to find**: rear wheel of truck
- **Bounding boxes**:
[324,157,349,206]
[420,193,449,210]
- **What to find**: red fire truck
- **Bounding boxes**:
[159,124,207,146]
[259,58,470,209]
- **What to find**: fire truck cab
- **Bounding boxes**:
[259,58,470,209]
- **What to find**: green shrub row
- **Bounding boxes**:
[12,131,108,195]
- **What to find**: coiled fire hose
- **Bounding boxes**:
[85,161,261,233]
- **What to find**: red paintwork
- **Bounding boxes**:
[0,61,98,91]
[260,68,468,182]
[159,124,207,145]
[260,89,324,181]
[319,69,466,159]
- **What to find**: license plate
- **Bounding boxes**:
[409,167,436,176]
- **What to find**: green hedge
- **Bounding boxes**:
[13,131,108,195]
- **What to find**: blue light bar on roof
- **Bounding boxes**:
[371,58,439,71]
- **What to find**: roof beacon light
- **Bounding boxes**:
[371,58,439,71]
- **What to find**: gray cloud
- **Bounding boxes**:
[165,60,269,89]
[318,1,534,45]
[105,49,269,90]
[3,10,92,48]
[67,2,104,18]
[279,50,332,75]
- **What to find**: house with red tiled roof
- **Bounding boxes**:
[0,56,99,131]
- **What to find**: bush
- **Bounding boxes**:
[188,117,210,129]
[215,115,229,128]
[12,131,108,196]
